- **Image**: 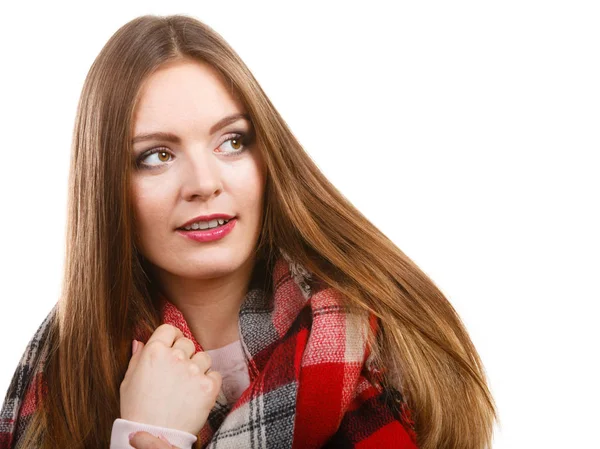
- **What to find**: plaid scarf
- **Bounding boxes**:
[1,252,418,448]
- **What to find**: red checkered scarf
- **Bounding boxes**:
[1,252,418,448]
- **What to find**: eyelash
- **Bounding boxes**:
[135,131,252,169]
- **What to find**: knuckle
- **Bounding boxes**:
[202,374,220,393]
[188,363,201,375]
[144,340,165,357]
[165,323,183,335]
[195,351,212,366]
[175,336,196,352]
[179,336,194,345]
[154,323,182,338]
[145,340,161,351]
[211,371,223,386]
[171,348,186,361]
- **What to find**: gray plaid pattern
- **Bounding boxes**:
[0,303,57,446]
[207,382,297,449]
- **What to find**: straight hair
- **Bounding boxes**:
[16,14,497,449]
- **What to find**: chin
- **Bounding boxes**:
[147,241,256,280]
[159,264,230,280]
[178,254,248,277]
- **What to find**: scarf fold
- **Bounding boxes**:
[1,251,418,448]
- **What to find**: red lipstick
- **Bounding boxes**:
[177,213,235,230]
[176,217,237,242]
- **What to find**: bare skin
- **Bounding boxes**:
[122,57,267,437]
[129,430,182,449]
[130,57,267,350]
[120,324,222,435]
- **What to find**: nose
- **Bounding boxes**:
[180,147,223,201]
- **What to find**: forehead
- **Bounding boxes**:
[133,59,243,135]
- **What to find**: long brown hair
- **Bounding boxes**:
[18,14,497,449]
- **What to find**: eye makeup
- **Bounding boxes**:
[133,129,255,170]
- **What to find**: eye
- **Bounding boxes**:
[136,147,173,168]
[135,131,253,169]
[216,132,252,156]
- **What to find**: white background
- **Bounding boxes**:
[1,1,598,447]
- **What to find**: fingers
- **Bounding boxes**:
[145,324,184,349]
[171,336,196,360]
[190,351,212,374]
[206,369,223,392]
[144,325,198,362]
[129,431,181,449]
[126,325,220,398]
[189,352,221,396]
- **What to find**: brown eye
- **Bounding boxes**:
[218,132,251,156]
[230,138,242,150]
[136,147,174,169]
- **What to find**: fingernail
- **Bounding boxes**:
[158,434,170,443]
[132,340,139,354]
[129,431,138,440]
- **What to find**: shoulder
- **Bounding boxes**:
[0,303,58,447]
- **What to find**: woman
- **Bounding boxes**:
[0,14,497,449]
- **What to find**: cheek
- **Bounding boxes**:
[131,183,167,232]
[224,157,265,206]
[241,169,266,214]
[247,154,267,202]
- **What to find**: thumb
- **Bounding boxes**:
[129,431,181,449]
[133,339,145,355]
[125,340,145,376]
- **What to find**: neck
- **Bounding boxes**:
[153,255,258,350]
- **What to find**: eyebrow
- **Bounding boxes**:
[132,112,251,145]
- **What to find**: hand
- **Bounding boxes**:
[129,431,182,449]
[120,324,222,435]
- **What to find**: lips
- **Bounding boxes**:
[176,217,237,242]
[177,213,236,230]
[179,219,232,231]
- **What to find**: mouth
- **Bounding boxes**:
[176,216,236,232]
[175,217,237,242]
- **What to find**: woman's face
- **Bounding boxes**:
[130,58,266,282]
